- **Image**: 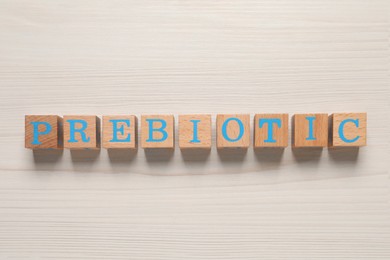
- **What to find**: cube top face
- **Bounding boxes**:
[102,115,137,149]
[331,113,366,147]
[217,114,250,149]
[293,113,328,147]
[63,115,100,149]
[141,115,174,149]
[254,114,288,148]
[25,115,62,149]
[179,114,211,149]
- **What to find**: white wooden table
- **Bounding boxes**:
[0,0,389,259]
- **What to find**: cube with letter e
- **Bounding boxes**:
[102,115,137,149]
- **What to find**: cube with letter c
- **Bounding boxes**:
[217,114,250,149]
[64,115,100,149]
[141,115,174,149]
[25,115,63,149]
[330,113,366,147]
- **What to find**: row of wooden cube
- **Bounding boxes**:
[25,113,366,150]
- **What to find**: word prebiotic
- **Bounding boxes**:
[25,113,367,150]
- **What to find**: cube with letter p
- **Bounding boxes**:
[25,115,62,149]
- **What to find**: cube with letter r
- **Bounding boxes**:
[63,115,100,149]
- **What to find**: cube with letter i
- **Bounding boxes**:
[25,115,63,149]
[217,114,250,149]
[254,114,288,148]
[141,115,174,149]
[63,115,100,149]
[330,113,366,147]
[179,114,211,149]
[293,114,328,148]
[102,115,137,149]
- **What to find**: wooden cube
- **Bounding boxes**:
[63,115,100,149]
[293,113,328,147]
[141,115,174,149]
[254,114,288,148]
[179,114,211,149]
[330,113,366,147]
[102,115,137,149]
[25,115,63,149]
[217,114,250,149]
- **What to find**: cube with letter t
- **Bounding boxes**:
[141,115,174,149]
[254,114,288,148]
[25,115,63,149]
[63,115,100,149]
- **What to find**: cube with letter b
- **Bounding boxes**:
[25,115,63,149]
[64,115,100,149]
[254,114,288,148]
[102,115,137,149]
[217,114,250,149]
[179,114,211,149]
[330,113,366,147]
[141,115,174,149]
[292,113,328,147]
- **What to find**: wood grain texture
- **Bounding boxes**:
[0,0,389,259]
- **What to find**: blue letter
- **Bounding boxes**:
[222,118,244,142]
[146,119,168,142]
[339,119,360,143]
[110,119,131,142]
[190,119,201,143]
[259,118,281,143]
[306,116,316,141]
[67,119,90,143]
[30,122,52,145]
